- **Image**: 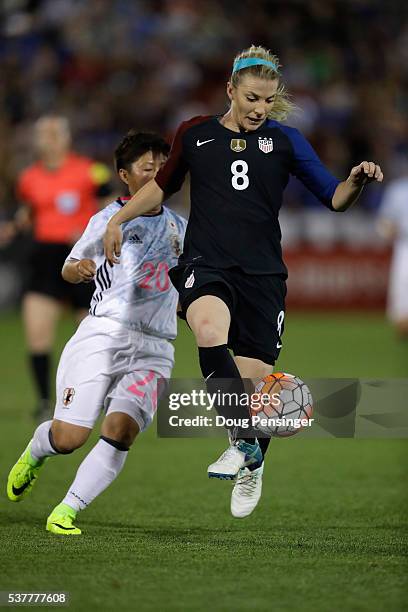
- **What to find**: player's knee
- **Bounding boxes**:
[50,421,90,454]
[101,413,139,448]
[194,319,226,347]
[49,431,83,454]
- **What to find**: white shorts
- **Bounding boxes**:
[54,315,174,432]
[387,246,408,322]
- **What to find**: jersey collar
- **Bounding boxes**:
[214,115,270,134]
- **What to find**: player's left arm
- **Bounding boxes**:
[288,127,383,212]
[332,161,384,212]
[377,218,397,241]
[375,181,400,241]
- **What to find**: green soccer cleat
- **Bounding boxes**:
[46,503,82,535]
[7,440,47,502]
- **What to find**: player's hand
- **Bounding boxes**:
[104,221,122,266]
[348,161,384,186]
[76,259,96,282]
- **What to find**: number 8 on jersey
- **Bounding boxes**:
[231,160,249,191]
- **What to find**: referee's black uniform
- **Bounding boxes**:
[156,115,340,364]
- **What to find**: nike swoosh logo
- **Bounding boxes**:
[276,342,282,349]
[196,139,215,147]
[12,481,31,496]
[204,371,215,381]
[52,523,77,530]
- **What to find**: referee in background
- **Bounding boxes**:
[4,115,112,421]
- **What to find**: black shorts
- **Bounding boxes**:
[26,241,94,310]
[169,262,287,365]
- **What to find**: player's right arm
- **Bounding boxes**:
[62,258,96,284]
[0,169,36,246]
[0,206,32,246]
[104,179,165,265]
[62,205,112,283]
[104,120,191,265]
[15,172,34,231]
[14,205,32,231]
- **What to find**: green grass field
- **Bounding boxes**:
[0,310,407,611]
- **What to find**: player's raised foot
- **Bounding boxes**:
[207,440,263,480]
[46,503,81,535]
[7,441,47,502]
[231,463,264,518]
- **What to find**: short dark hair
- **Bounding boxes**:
[114,130,170,173]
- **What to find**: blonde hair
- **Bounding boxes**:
[230,45,295,121]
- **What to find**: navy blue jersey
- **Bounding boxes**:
[155,116,340,275]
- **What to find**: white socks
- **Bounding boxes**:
[62,438,128,512]
[30,423,129,513]
[30,420,59,462]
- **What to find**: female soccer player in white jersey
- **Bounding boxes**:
[103,46,383,519]
[7,131,187,535]
[378,175,408,338]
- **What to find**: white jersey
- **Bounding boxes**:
[379,177,408,250]
[378,177,408,321]
[67,197,187,338]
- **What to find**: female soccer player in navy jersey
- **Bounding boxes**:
[103,45,383,518]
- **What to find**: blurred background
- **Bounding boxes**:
[0,0,407,312]
[1,3,407,608]
[0,0,407,340]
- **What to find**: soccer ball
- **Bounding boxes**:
[250,373,313,437]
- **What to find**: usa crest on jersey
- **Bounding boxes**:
[258,137,273,153]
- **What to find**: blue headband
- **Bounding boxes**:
[232,57,277,73]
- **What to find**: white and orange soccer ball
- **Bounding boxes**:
[250,372,313,437]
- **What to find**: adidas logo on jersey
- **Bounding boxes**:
[128,233,143,244]
[185,270,195,288]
